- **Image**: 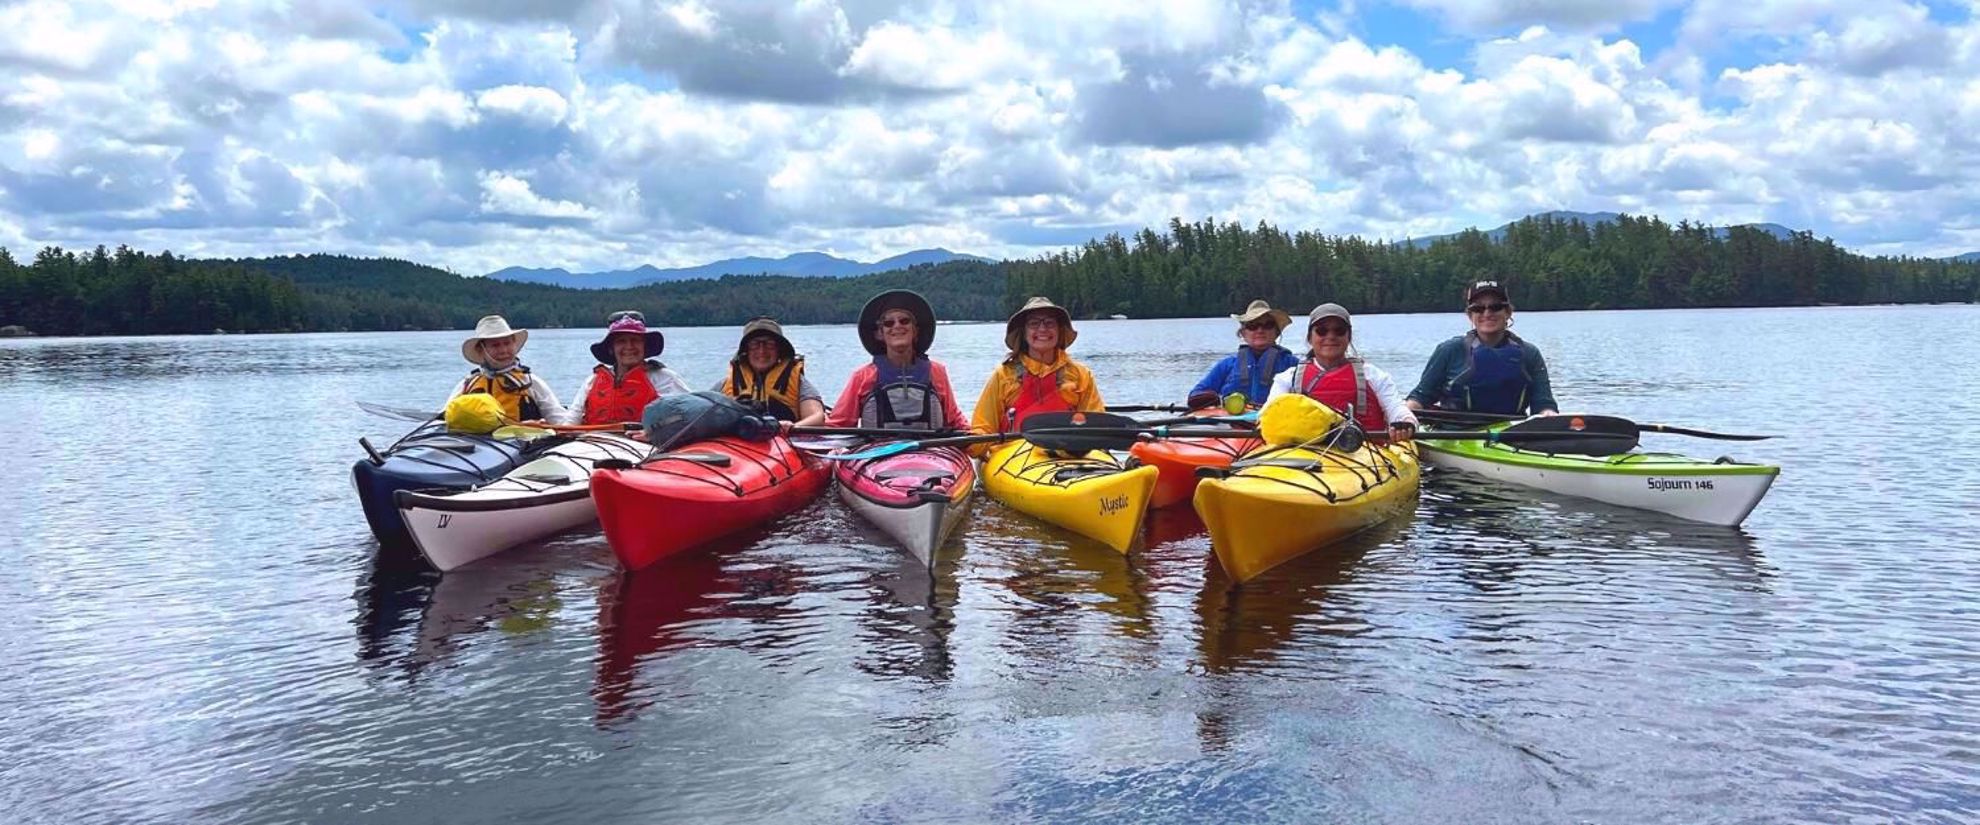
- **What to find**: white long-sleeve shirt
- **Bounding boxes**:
[445,366,572,425]
[1266,359,1419,426]
[566,364,692,425]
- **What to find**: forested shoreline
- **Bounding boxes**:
[2,213,1975,338]
[1006,214,1980,318]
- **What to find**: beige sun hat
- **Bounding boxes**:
[1231,299,1292,330]
[461,315,528,364]
[1004,296,1077,352]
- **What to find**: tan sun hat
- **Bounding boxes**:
[1231,300,1292,330]
[461,315,528,364]
[1004,296,1077,352]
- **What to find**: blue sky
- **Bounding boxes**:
[1,0,1975,274]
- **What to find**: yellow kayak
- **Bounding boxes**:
[980,439,1158,553]
[1193,440,1420,583]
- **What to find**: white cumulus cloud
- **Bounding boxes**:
[2,0,1979,272]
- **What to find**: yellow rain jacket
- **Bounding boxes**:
[967,350,1105,456]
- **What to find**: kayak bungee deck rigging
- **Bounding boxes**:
[833,443,976,570]
[1194,439,1420,583]
[352,421,533,548]
[980,439,1158,554]
[395,432,651,572]
[1417,422,1777,526]
[592,435,831,571]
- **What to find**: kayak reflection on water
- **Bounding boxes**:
[592,547,802,729]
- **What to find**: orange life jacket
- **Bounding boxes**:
[582,362,661,425]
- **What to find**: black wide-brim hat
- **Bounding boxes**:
[857,289,936,356]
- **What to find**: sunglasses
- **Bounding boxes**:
[1241,321,1277,332]
[608,310,645,323]
[1025,317,1060,330]
[1467,303,1510,315]
[878,315,915,329]
[1311,323,1350,337]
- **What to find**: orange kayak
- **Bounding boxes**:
[1127,409,1262,509]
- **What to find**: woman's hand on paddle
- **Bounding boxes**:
[1388,423,1415,443]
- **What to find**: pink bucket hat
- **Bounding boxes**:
[589,311,665,364]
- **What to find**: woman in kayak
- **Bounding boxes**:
[968,296,1105,453]
[1405,280,1558,417]
[446,314,570,425]
[716,316,827,426]
[1186,299,1296,412]
[1265,303,1416,442]
[566,310,693,426]
[826,290,968,431]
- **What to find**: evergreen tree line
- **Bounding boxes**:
[1005,214,1980,318]
[4,214,1976,337]
[0,248,1005,336]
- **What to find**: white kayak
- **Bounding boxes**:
[1419,423,1778,526]
[396,432,650,571]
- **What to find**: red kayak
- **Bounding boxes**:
[591,436,830,571]
[1127,410,1262,509]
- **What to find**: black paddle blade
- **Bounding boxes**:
[1022,428,1144,453]
[1019,411,1144,433]
[1498,414,1640,455]
[1018,411,1147,452]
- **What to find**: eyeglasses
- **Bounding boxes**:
[744,336,781,349]
[608,310,645,323]
[1241,321,1277,332]
[1466,303,1510,315]
[878,315,915,329]
[1025,317,1060,330]
[1311,323,1350,337]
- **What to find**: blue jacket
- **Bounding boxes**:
[1406,332,1557,415]
[1190,344,1297,407]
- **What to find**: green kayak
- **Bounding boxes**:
[1419,424,1778,526]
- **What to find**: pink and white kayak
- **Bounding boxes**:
[396,433,650,571]
[833,444,976,568]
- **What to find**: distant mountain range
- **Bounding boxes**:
[1403,211,1800,249]
[487,248,992,289]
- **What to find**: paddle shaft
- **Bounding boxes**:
[1415,408,1775,441]
[787,425,963,439]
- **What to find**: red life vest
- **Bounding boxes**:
[1296,359,1389,432]
[582,363,660,426]
[1006,361,1073,430]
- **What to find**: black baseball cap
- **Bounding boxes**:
[1466,280,1509,303]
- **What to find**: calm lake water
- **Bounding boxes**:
[3,305,1975,824]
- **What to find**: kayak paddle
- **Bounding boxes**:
[357,400,440,422]
[1415,409,1777,442]
[592,451,733,470]
[1016,410,1639,453]
[788,425,965,439]
[815,432,1013,461]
